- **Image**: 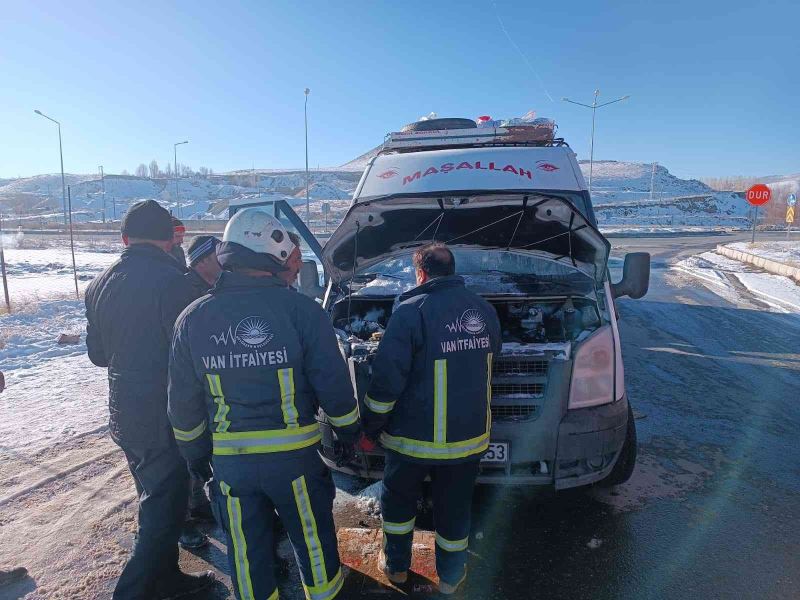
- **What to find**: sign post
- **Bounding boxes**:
[745,184,771,244]
[788,193,797,239]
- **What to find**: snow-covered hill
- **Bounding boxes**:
[0,170,360,222]
[0,156,778,230]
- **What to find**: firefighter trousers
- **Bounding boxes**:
[380,453,480,586]
[210,447,344,600]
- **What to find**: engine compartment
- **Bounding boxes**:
[331,295,602,360]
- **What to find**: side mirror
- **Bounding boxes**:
[298,260,324,299]
[612,252,650,299]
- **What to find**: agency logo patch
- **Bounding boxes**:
[445,309,487,336]
[211,316,274,348]
[460,309,486,335]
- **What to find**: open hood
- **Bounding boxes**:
[322,194,610,283]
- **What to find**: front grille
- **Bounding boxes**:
[492,382,544,397]
[491,405,536,420]
[493,358,548,376]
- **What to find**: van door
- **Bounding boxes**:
[273,200,328,293]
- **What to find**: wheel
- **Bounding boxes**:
[401,118,476,132]
[599,402,637,486]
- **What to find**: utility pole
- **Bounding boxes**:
[0,212,11,312]
[34,109,68,227]
[67,187,79,299]
[304,87,311,224]
[562,91,630,195]
[650,162,657,201]
[174,140,189,218]
[99,165,106,223]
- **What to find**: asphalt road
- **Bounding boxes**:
[180,231,800,600]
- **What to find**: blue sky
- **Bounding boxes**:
[1,0,797,180]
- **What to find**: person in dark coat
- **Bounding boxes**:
[361,243,501,595]
[182,235,222,523]
[85,200,215,600]
[185,235,222,298]
[168,208,359,600]
[170,216,188,271]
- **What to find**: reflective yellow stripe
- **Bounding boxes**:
[379,431,490,460]
[173,420,207,442]
[486,352,493,433]
[303,567,345,600]
[213,423,321,455]
[382,517,415,535]
[364,395,395,415]
[220,481,255,600]
[278,368,299,428]
[292,475,327,587]
[267,588,278,600]
[435,532,469,552]
[327,405,359,428]
[207,374,231,433]
[433,359,447,444]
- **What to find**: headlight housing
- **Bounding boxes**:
[568,325,615,409]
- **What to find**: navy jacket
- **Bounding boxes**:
[85,244,197,447]
[364,275,502,464]
[185,268,211,299]
[167,271,359,461]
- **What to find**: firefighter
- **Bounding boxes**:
[85,200,215,599]
[361,242,501,595]
[168,208,359,600]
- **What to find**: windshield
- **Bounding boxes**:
[352,248,597,297]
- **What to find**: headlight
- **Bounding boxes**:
[568,325,615,409]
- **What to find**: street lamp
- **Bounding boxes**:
[562,90,630,194]
[99,165,106,223]
[174,140,188,217]
[34,109,68,226]
[304,88,311,224]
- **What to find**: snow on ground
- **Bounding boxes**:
[674,251,800,312]
[726,241,800,267]
[0,299,109,456]
[1,245,118,304]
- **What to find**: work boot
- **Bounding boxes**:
[0,567,28,586]
[155,570,216,600]
[179,523,209,550]
[188,502,215,523]
[438,567,467,595]
[378,549,407,584]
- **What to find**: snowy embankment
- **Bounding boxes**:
[726,241,800,267]
[674,251,800,312]
[0,236,116,457]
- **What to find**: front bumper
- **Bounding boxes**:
[319,389,629,489]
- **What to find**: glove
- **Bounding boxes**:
[356,432,377,453]
[187,458,213,483]
[335,442,356,468]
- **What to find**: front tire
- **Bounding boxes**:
[599,402,637,486]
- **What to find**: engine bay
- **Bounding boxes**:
[331,295,603,361]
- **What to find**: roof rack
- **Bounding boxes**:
[378,137,570,157]
[379,123,566,155]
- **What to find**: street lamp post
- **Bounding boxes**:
[562,90,630,195]
[34,109,68,226]
[304,88,311,225]
[99,165,106,223]
[174,140,188,217]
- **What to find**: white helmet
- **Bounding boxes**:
[223,208,295,263]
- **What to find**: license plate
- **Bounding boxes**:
[481,442,509,463]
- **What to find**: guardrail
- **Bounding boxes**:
[716,244,800,284]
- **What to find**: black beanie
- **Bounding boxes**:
[187,235,220,266]
[121,200,173,241]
